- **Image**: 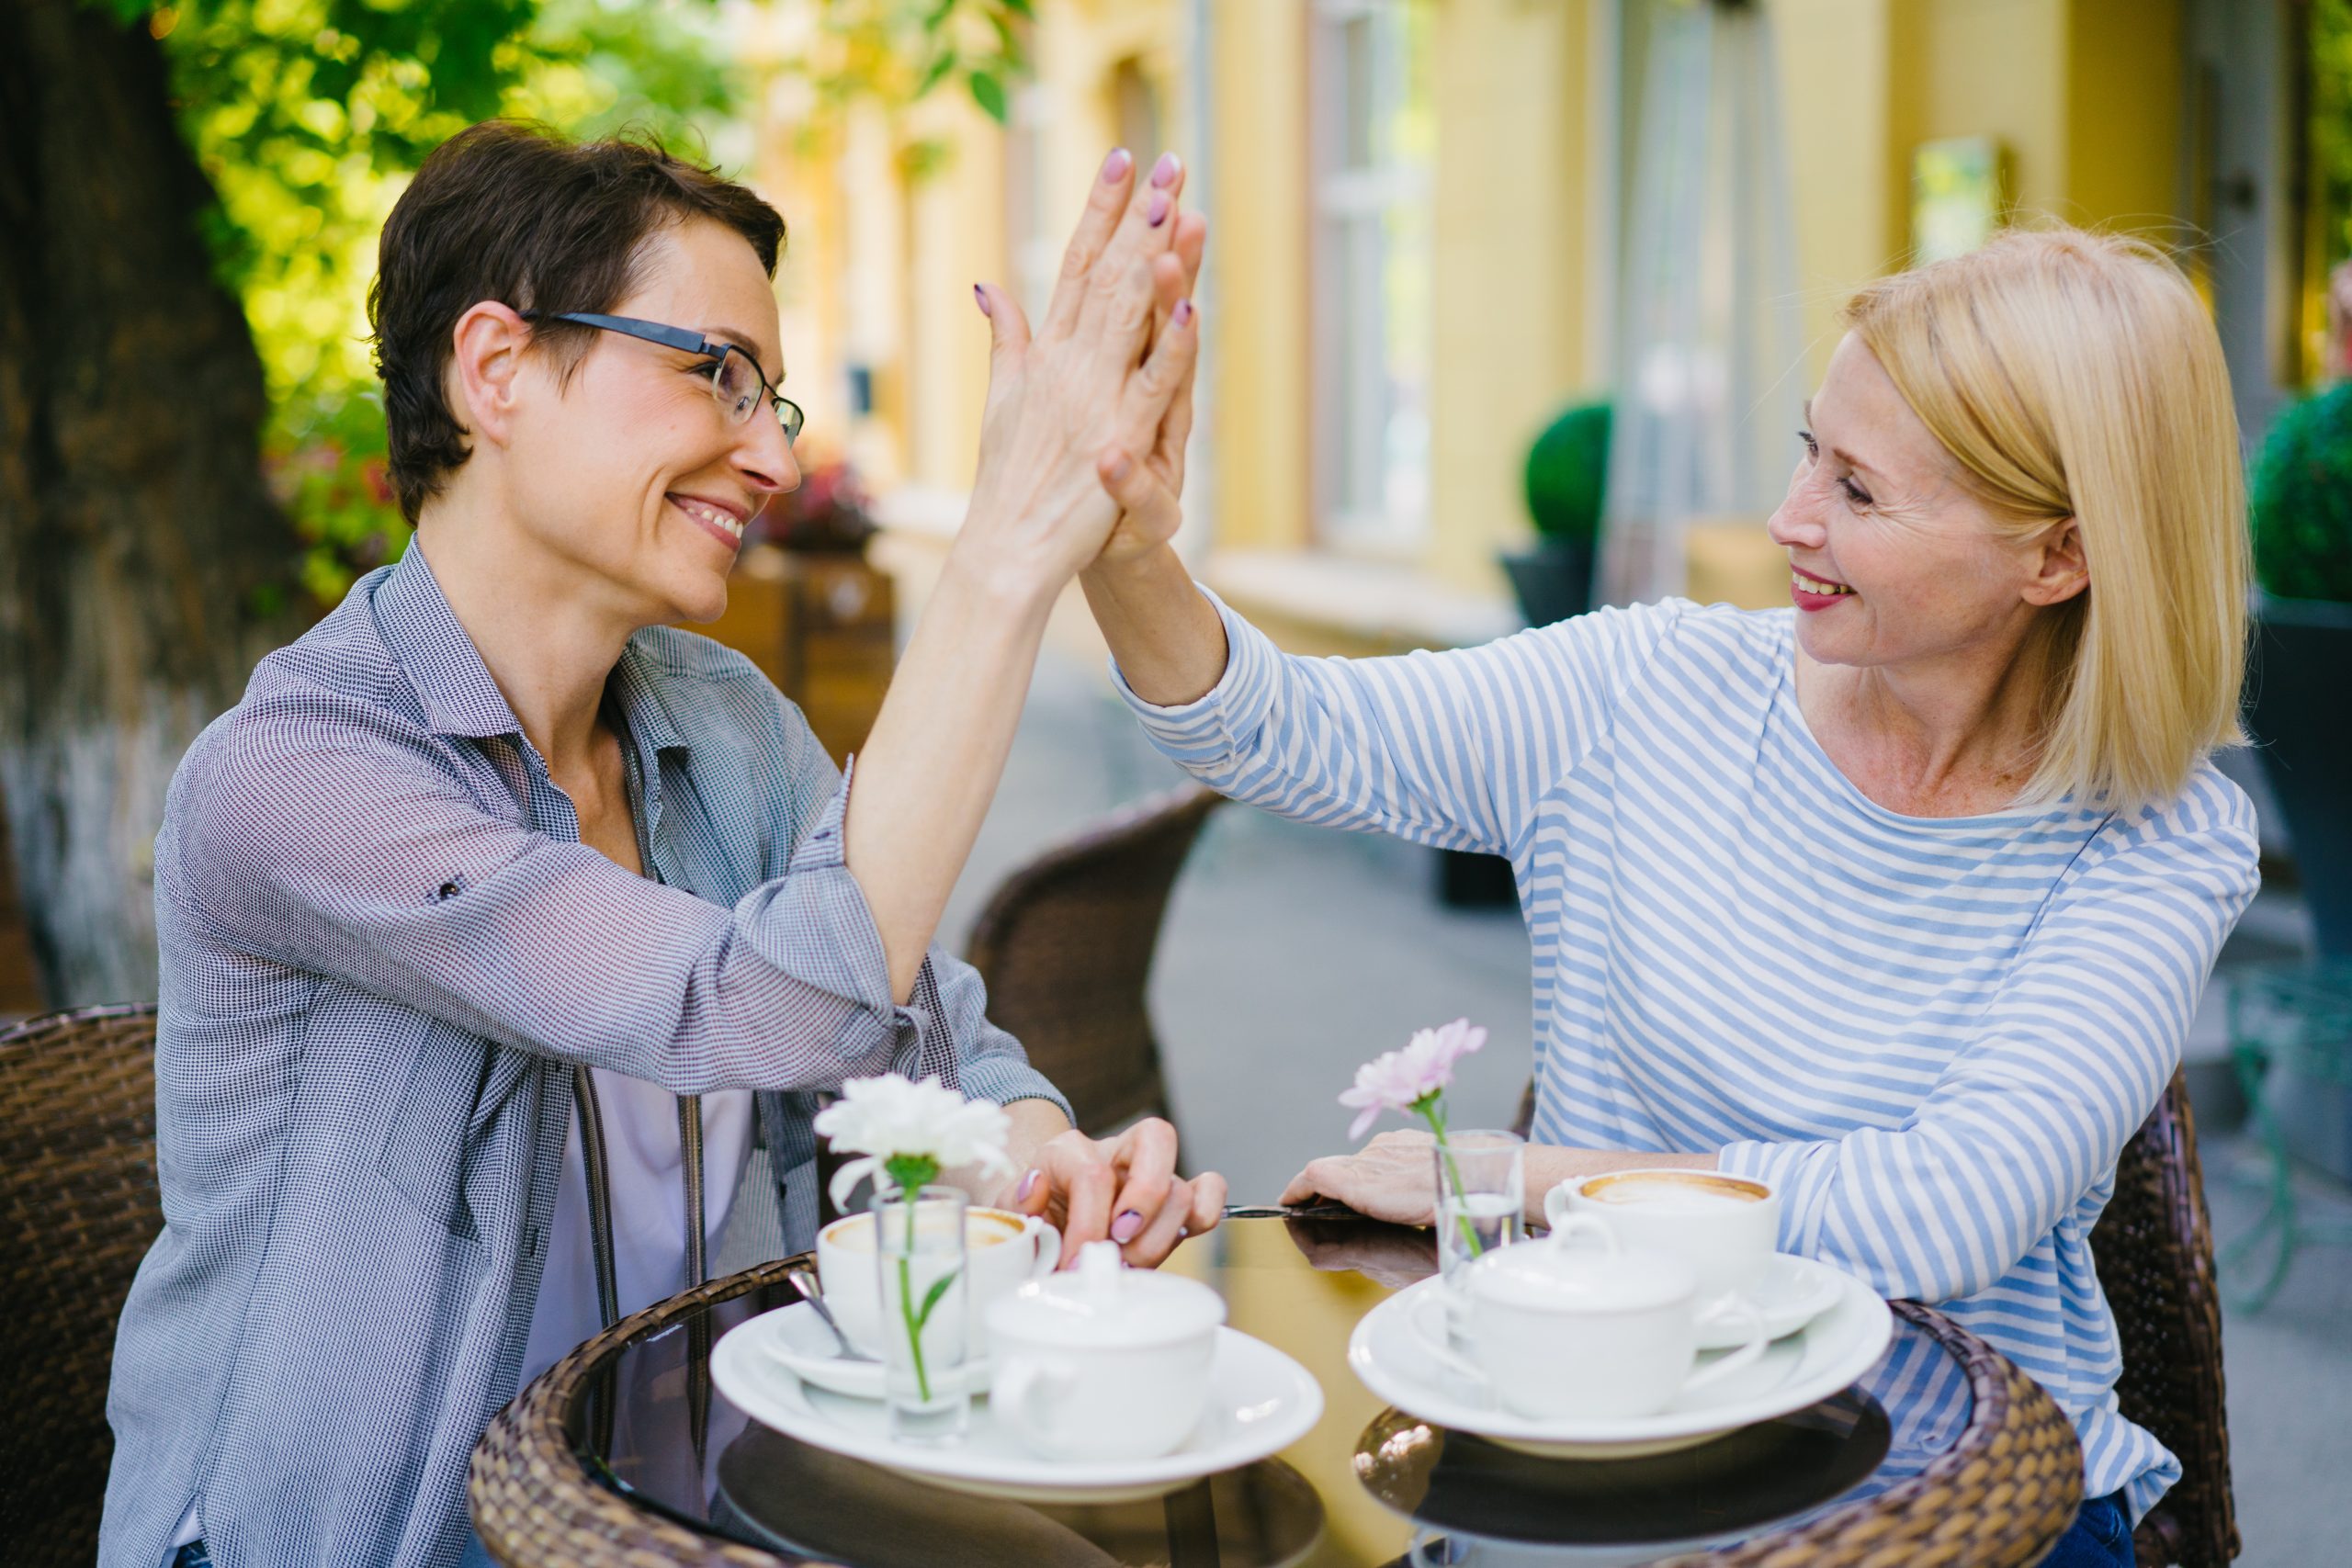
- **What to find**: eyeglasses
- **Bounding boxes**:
[522,310,804,446]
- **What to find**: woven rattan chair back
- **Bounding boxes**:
[962,784,1223,1138]
[2091,1069,2236,1567]
[0,1003,164,1567]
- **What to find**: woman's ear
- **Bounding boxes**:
[2022,517,2089,608]
[446,302,535,453]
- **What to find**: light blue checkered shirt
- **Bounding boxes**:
[100,545,1068,1568]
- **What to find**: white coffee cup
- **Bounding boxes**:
[1412,1215,1768,1422]
[986,1241,1227,1461]
[1544,1168,1781,1304]
[816,1204,1060,1359]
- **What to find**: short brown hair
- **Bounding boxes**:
[369,121,786,524]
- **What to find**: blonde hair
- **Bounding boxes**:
[1842,225,2249,814]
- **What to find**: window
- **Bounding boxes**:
[1310,0,1434,555]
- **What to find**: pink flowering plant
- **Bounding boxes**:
[1340,1018,1492,1255]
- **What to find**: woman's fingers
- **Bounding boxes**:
[1074,153,1186,348]
[1279,1159,1339,1208]
[1041,148,1138,341]
[1109,295,1199,459]
[1122,1176,1194,1266]
[1096,446,1183,559]
[1049,1140,1118,1261]
[1185,1169,1227,1236]
[1105,1117,1181,1244]
[973,282,1032,428]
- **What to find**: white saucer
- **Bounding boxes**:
[713,1319,1325,1505]
[751,1302,990,1400]
[1347,1268,1891,1460]
[1696,1254,1849,1349]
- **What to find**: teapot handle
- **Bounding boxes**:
[994,1353,1080,1452]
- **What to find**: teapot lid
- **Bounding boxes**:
[984,1241,1227,1348]
[1468,1228,1696,1313]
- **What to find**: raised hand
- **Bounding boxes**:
[960,150,1201,595]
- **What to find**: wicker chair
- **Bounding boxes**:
[2092,1070,2236,1568]
[962,784,1223,1139]
[0,1003,164,1568]
[1512,1068,2236,1567]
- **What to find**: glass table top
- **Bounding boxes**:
[569,1214,1973,1567]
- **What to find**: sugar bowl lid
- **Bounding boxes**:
[1467,1219,1698,1313]
[984,1241,1227,1348]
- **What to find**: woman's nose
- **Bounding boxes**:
[740,423,801,497]
[1766,468,1826,550]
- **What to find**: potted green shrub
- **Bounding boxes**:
[2248,380,2352,957]
[1500,400,1611,627]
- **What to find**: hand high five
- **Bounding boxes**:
[962,149,1204,594]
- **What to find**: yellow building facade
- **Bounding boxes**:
[746,0,2312,648]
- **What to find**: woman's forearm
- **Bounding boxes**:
[1079,544,1229,706]
[843,550,1057,1003]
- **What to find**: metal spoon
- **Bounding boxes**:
[782,1259,874,1362]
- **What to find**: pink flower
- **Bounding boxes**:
[1338,1018,1488,1139]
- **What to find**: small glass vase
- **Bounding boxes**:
[871,1182,970,1443]
[1432,1129,1525,1305]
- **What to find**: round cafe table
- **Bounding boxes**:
[470,1213,2084,1568]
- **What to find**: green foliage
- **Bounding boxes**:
[1523,400,1612,544]
[87,0,1026,608]
[2251,381,2352,604]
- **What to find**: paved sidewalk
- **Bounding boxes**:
[946,646,2352,1567]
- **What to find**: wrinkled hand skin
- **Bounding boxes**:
[1279,1127,1448,1227]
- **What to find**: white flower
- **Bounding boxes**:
[1338,1017,1487,1139]
[814,1074,1014,1211]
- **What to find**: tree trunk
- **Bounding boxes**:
[0,0,294,1006]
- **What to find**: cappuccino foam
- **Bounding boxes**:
[1580,1173,1767,1212]
[824,1211,1024,1253]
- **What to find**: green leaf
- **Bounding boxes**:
[914,1268,959,1330]
[915,49,956,98]
[968,68,1007,124]
[1003,0,1035,17]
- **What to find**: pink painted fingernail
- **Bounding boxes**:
[1148,191,1170,228]
[1173,298,1193,327]
[973,284,991,318]
[1151,152,1182,189]
[1017,1168,1039,1201]
[1102,148,1132,183]
[1111,1210,1146,1244]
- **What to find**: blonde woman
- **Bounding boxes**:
[1084,227,2257,1565]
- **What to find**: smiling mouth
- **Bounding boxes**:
[669,493,746,546]
[1792,568,1854,597]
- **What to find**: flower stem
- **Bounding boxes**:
[898,1197,933,1403]
[1419,1100,1485,1258]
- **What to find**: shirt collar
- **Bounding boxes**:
[373,543,695,762]
[372,544,526,740]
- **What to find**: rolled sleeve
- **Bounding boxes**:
[1108,585,1283,768]
[164,692,916,1098]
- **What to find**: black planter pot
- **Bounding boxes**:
[2248,593,2352,957]
[1499,539,1598,629]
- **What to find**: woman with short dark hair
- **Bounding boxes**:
[102,121,1220,1568]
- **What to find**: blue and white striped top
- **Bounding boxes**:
[1118,590,2260,1518]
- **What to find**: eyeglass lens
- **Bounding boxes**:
[711,353,801,444]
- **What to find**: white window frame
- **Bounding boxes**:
[1309,0,1434,558]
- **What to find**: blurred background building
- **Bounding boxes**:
[735,0,2345,658]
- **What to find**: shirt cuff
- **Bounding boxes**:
[1716,1139,1830,1259]
[1106,584,1281,763]
[959,1053,1076,1128]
